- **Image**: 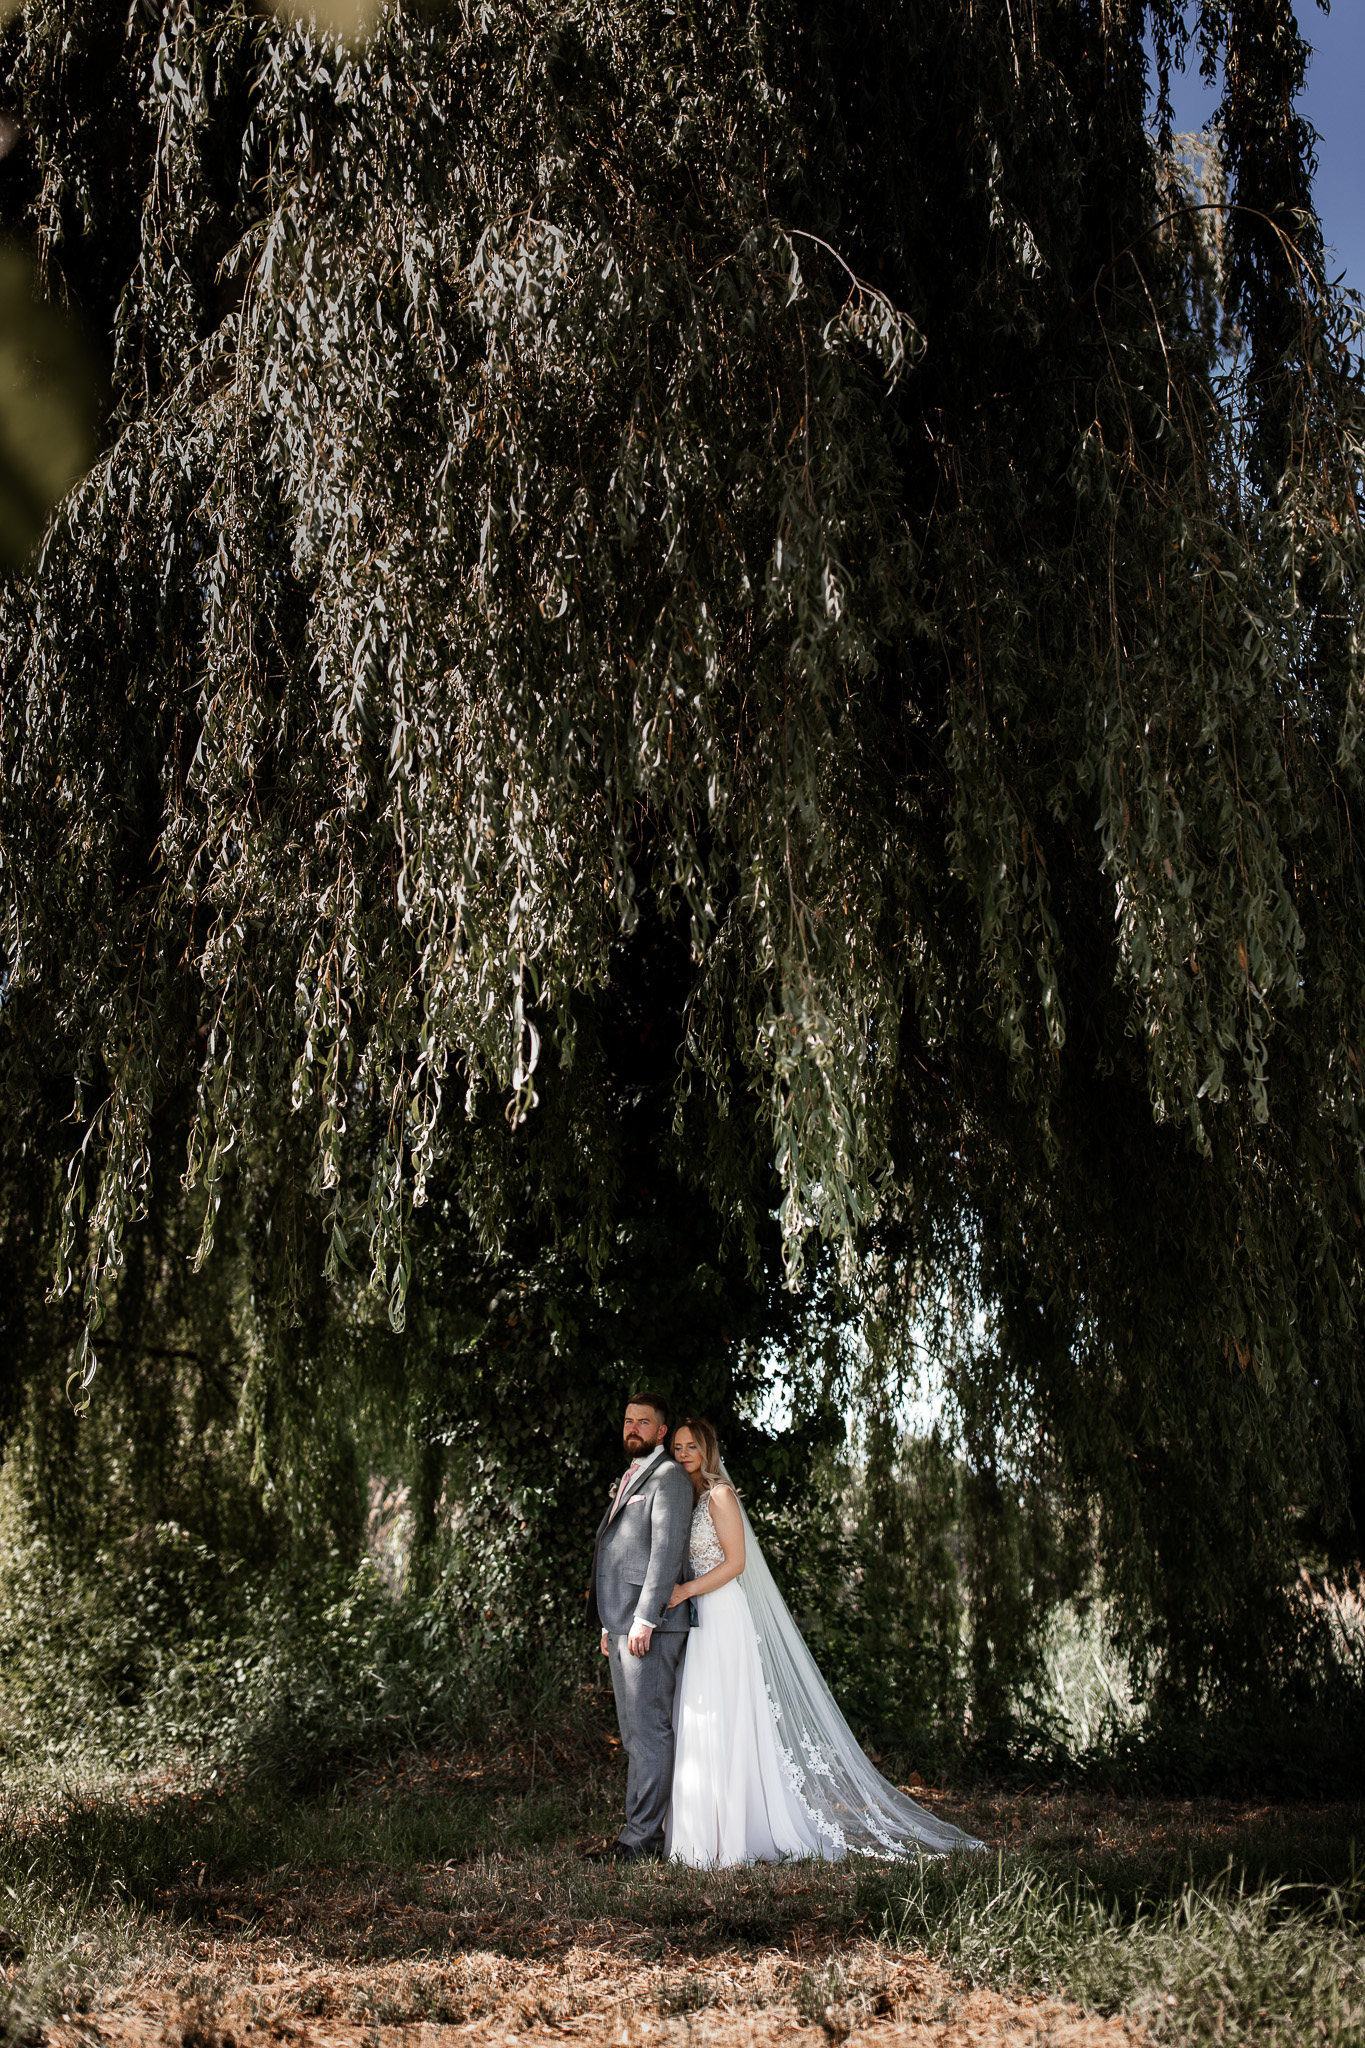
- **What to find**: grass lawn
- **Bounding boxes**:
[2,1728,1363,2046]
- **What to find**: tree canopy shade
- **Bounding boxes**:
[2,0,1364,1694]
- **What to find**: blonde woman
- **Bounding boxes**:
[664,1417,981,1868]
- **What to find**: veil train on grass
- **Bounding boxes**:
[721,1469,983,1858]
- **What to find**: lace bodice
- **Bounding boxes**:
[689,1492,727,1577]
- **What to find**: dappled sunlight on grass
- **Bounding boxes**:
[1,1753,1362,2045]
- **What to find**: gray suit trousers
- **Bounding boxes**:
[606,1627,687,1852]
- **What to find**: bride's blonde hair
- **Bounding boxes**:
[677,1415,725,1492]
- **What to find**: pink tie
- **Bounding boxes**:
[610,1457,643,1519]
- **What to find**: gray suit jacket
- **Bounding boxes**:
[587,1448,695,1636]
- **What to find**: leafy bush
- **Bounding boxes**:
[0,1518,241,1768]
[0,1512,601,1787]
[219,1559,596,1789]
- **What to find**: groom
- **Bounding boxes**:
[587,1390,694,1860]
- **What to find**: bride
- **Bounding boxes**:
[664,1416,982,1867]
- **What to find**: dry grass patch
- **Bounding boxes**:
[47,1932,1144,2047]
[10,1763,1364,2048]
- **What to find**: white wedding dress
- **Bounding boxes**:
[666,1486,982,1867]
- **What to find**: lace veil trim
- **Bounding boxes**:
[719,1465,983,1860]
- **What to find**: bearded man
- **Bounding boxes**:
[586,1391,695,1860]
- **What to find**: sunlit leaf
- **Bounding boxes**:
[269,0,380,44]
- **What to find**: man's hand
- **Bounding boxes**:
[600,1629,610,1658]
[627,1619,654,1657]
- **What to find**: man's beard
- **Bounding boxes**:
[624,1430,653,1455]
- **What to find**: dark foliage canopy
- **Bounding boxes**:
[2,0,1363,1696]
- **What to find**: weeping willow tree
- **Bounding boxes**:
[2,0,1363,1704]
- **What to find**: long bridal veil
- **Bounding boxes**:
[722,1471,983,1857]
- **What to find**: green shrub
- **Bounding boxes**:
[0,1514,599,1786]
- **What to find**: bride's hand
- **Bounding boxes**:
[667,1582,690,1608]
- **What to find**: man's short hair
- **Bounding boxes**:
[627,1389,669,1427]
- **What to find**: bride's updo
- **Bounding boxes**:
[678,1415,725,1491]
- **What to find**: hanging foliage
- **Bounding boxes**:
[1,0,1362,1690]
